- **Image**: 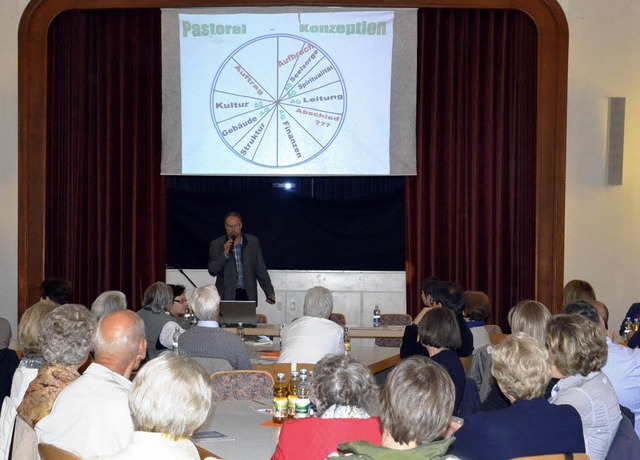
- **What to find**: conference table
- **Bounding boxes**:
[224,324,406,338]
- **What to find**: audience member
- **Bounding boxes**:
[418,308,465,415]
[17,304,96,427]
[272,355,381,459]
[336,356,459,459]
[451,333,585,459]
[37,310,147,457]
[565,299,640,438]
[278,286,344,364]
[168,284,192,329]
[102,353,213,459]
[547,314,621,460]
[39,278,73,305]
[0,318,19,401]
[401,279,473,358]
[618,301,640,347]
[137,282,184,359]
[463,291,491,351]
[562,279,596,307]
[469,299,551,407]
[178,285,251,370]
[90,290,127,319]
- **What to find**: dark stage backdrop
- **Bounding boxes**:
[166,177,406,271]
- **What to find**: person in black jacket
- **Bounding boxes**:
[400,278,473,358]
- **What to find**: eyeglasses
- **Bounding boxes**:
[173,298,188,304]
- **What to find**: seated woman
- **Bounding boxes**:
[0,318,19,401]
[450,333,585,459]
[563,279,596,307]
[103,354,213,459]
[547,314,621,460]
[400,279,473,359]
[469,299,551,408]
[463,291,491,351]
[336,356,459,459]
[272,354,380,460]
[418,308,465,415]
[137,282,185,359]
[17,304,96,427]
[278,286,344,364]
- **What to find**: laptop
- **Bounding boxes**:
[219,300,258,327]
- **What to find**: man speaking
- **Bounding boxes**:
[208,212,276,304]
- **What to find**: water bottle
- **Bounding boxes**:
[236,322,245,342]
[295,374,310,418]
[633,318,640,333]
[287,371,299,418]
[272,372,288,424]
[172,325,181,351]
[343,327,351,355]
[373,305,381,327]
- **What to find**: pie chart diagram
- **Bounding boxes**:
[210,34,347,168]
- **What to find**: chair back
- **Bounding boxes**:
[38,443,81,460]
[256,313,268,324]
[489,332,509,345]
[210,370,274,401]
[329,313,346,326]
[605,416,640,459]
[254,362,316,382]
[511,454,589,460]
[11,416,39,460]
[375,314,412,347]
[484,324,503,334]
[191,357,233,375]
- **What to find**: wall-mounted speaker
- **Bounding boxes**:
[606,97,625,186]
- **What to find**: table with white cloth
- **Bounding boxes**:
[194,399,279,460]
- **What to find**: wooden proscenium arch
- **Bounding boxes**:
[17,0,569,316]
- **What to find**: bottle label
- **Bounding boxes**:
[373,316,381,327]
[287,395,298,417]
[273,397,287,422]
[295,397,310,418]
[344,340,351,353]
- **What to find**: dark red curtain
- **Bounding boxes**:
[46,10,165,309]
[406,9,538,328]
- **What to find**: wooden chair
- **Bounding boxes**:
[375,313,412,347]
[484,324,503,334]
[210,370,274,401]
[459,355,472,375]
[489,332,509,345]
[196,444,222,459]
[255,362,316,382]
[256,313,268,324]
[329,313,346,326]
[38,443,82,460]
[511,454,589,460]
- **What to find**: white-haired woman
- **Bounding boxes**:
[278,286,344,363]
[17,304,96,426]
[91,290,127,319]
[451,333,585,459]
[103,353,213,459]
[272,354,381,460]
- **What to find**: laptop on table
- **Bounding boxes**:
[219,300,257,328]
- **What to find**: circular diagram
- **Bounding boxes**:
[210,34,347,168]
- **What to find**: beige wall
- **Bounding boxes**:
[560,0,640,332]
[2,0,639,335]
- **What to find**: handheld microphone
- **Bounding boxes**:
[230,234,236,252]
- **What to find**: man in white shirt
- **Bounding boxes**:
[36,309,147,458]
[278,286,344,363]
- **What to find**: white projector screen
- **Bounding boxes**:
[161,7,417,176]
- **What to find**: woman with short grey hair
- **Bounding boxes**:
[104,354,213,459]
[17,304,96,426]
[137,282,184,359]
[91,290,127,319]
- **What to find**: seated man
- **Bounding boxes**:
[336,356,459,459]
[278,286,344,364]
[450,333,585,460]
[178,284,251,370]
[36,309,147,458]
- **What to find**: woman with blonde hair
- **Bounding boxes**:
[547,314,620,460]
